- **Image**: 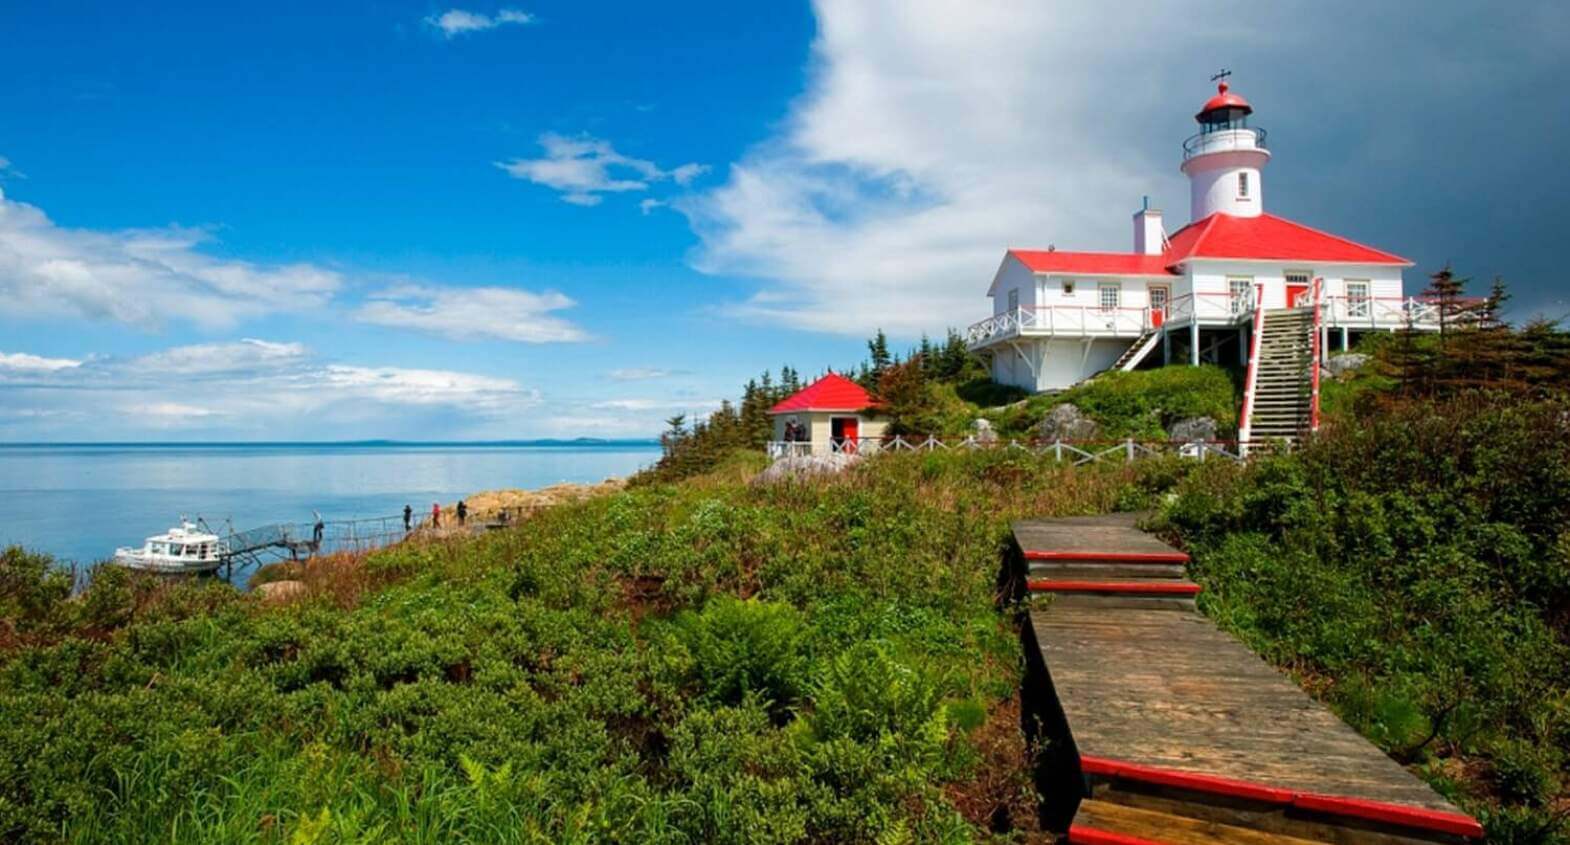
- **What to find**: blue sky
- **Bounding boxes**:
[2,1,1567,440]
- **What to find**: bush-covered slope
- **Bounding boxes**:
[0,450,1158,844]
[1157,396,1570,843]
[990,365,1239,439]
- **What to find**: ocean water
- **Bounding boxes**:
[0,442,662,567]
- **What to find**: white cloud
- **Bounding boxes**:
[354,284,588,343]
[0,339,543,437]
[0,351,81,371]
[425,8,533,38]
[496,133,705,206]
[0,186,341,329]
[607,367,679,381]
[683,1,1567,336]
[591,398,720,412]
[639,198,666,215]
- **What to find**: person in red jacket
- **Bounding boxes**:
[431,502,441,528]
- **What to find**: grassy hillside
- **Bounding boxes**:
[0,450,1164,844]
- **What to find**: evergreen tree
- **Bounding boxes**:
[867,330,893,381]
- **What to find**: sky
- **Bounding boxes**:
[2,0,1567,441]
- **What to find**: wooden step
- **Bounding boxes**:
[1070,799,1331,845]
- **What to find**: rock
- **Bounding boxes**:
[1326,353,1369,378]
[972,418,998,444]
[755,454,861,484]
[255,580,306,605]
[1167,416,1219,443]
[1039,403,1098,442]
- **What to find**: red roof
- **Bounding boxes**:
[1009,250,1175,276]
[1164,213,1411,265]
[769,372,877,414]
[1198,81,1252,118]
[1005,212,1409,277]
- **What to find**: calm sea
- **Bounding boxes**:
[0,442,662,567]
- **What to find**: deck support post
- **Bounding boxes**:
[1341,326,1349,352]
[1162,329,1171,365]
[1238,326,1249,365]
[1189,322,1200,366]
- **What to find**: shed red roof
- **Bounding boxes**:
[1005,212,1409,277]
[769,372,878,414]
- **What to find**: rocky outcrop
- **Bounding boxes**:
[1326,353,1370,378]
[255,580,306,605]
[1167,416,1219,443]
[1040,404,1099,442]
[755,454,861,484]
[972,418,998,445]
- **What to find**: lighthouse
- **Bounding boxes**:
[1180,78,1269,222]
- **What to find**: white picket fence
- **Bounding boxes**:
[766,435,1247,464]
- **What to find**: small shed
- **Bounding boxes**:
[768,373,889,455]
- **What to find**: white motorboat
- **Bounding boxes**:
[113,519,228,574]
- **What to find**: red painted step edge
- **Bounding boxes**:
[1067,824,1170,845]
[1027,579,1202,596]
[1079,756,1484,839]
[1024,550,1190,563]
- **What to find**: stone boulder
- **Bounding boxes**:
[972,418,998,445]
[1040,403,1098,442]
[255,580,307,605]
[1167,416,1219,443]
[1326,353,1370,378]
[755,453,862,484]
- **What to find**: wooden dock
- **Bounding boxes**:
[1009,514,1482,845]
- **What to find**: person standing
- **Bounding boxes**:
[312,511,324,546]
[456,500,467,526]
[431,502,441,528]
[403,504,413,533]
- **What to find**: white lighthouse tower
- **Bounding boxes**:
[1180,75,1269,222]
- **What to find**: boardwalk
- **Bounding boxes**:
[1012,514,1481,844]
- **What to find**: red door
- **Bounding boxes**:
[833,417,859,453]
[1285,284,1309,308]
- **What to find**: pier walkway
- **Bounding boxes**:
[1008,513,1482,845]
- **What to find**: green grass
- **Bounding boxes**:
[990,365,1239,439]
[0,449,1163,844]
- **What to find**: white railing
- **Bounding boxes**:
[766,435,1248,464]
[1165,288,1258,328]
[1320,296,1443,330]
[966,306,1156,348]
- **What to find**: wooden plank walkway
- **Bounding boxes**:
[1014,514,1480,842]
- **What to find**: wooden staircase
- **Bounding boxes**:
[1243,307,1314,445]
[1070,799,1332,845]
[1017,516,1199,611]
[1110,329,1162,373]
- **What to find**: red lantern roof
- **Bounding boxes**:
[769,372,878,414]
[1197,81,1252,119]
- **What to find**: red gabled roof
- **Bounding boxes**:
[1164,213,1411,266]
[1009,250,1176,276]
[769,372,877,414]
[1003,213,1409,282]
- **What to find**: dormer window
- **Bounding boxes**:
[1238,172,1250,199]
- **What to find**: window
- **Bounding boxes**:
[1238,172,1250,199]
[1062,280,1075,296]
[1148,285,1169,312]
[1228,276,1253,314]
[1007,288,1019,312]
[1346,280,1370,318]
[1098,282,1121,312]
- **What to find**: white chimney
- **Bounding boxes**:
[1133,198,1165,255]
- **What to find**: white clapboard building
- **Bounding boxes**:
[967,79,1439,410]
